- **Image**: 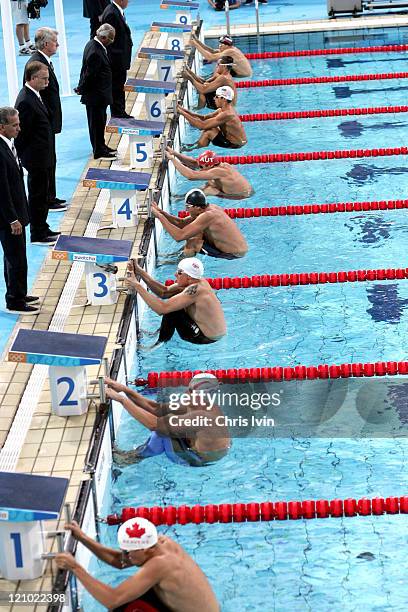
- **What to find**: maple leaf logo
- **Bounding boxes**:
[126,521,146,539]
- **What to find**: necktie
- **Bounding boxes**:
[49,61,54,72]
[11,142,19,165]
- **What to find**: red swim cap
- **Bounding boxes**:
[197,150,220,168]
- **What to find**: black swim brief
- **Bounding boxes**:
[205,90,217,110]
[211,131,242,149]
[200,240,242,260]
[112,587,172,611]
[158,310,217,345]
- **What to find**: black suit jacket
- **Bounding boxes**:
[14,86,55,170]
[101,3,133,70]
[0,138,29,229]
[25,52,62,134]
[77,39,113,107]
[83,0,110,19]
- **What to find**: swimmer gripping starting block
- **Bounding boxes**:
[124,78,176,123]
[83,168,151,227]
[160,1,199,26]
[8,328,107,416]
[151,21,193,52]
[0,472,68,580]
[52,235,132,306]
[138,46,184,83]
[105,118,164,170]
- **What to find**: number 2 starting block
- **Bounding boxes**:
[105,119,164,170]
[124,78,176,123]
[0,472,68,580]
[151,21,192,52]
[52,235,133,306]
[83,168,151,227]
[138,46,184,83]
[8,329,107,416]
[160,0,199,26]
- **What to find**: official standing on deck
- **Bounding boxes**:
[83,0,110,38]
[25,27,66,212]
[76,24,116,161]
[15,61,59,246]
[101,0,133,118]
[0,107,40,315]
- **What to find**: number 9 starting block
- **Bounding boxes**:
[138,46,185,84]
[151,20,192,52]
[160,0,199,26]
[0,472,68,580]
[105,119,164,170]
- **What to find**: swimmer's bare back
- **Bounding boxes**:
[184,281,226,340]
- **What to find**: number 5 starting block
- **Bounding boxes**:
[8,329,107,416]
[160,0,199,26]
[138,46,185,83]
[151,20,192,52]
[105,118,164,170]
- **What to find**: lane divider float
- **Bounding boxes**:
[106,495,408,525]
[245,44,408,60]
[236,72,408,88]
[239,104,408,122]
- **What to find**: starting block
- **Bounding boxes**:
[52,235,133,306]
[151,21,192,52]
[138,46,184,83]
[106,119,164,169]
[8,329,107,416]
[124,78,176,123]
[0,472,68,580]
[83,168,151,226]
[160,0,199,25]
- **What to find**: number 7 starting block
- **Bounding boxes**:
[105,118,164,170]
[52,235,133,306]
[0,472,68,580]
[160,0,199,26]
[138,46,185,83]
[151,20,192,52]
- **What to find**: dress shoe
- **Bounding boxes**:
[25,295,40,304]
[6,304,40,315]
[31,236,57,246]
[48,202,67,212]
[104,146,117,154]
[47,230,61,237]
[51,198,67,205]
[94,152,116,161]
[112,113,134,119]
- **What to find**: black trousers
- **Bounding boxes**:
[111,67,127,117]
[0,226,28,309]
[27,167,51,240]
[47,133,57,203]
[86,104,107,156]
[89,16,100,38]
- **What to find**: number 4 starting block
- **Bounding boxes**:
[138,46,184,83]
[160,0,199,26]
[8,329,107,416]
[151,21,192,52]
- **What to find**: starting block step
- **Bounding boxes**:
[124,78,176,94]
[0,472,69,522]
[83,168,151,190]
[160,1,199,8]
[8,328,107,367]
[52,235,133,264]
[106,117,164,136]
[138,46,185,60]
[151,21,193,32]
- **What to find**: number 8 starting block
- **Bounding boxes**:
[151,20,192,52]
[138,46,185,83]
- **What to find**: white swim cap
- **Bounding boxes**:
[178,257,204,280]
[216,85,234,101]
[189,373,219,392]
[117,518,158,551]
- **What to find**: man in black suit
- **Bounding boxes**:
[76,24,116,160]
[101,0,133,118]
[26,27,66,212]
[15,61,59,246]
[83,0,110,38]
[0,107,40,315]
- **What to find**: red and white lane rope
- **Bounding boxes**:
[239,104,408,122]
[245,44,408,60]
[236,72,408,88]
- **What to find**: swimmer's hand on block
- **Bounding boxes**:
[126,259,143,292]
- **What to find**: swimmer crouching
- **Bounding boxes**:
[55,517,220,612]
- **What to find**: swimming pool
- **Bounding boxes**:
[86,28,408,612]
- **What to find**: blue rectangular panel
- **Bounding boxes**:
[124,78,176,94]
[152,21,192,32]
[0,472,69,521]
[160,0,199,8]
[84,168,151,190]
[106,118,164,136]
[54,235,133,260]
[10,329,107,362]
[139,46,184,60]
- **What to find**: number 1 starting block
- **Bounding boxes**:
[138,46,184,83]
[151,21,192,52]
[124,78,176,123]
[105,119,164,170]
[160,0,199,26]
[52,235,133,306]
[8,329,107,416]
[0,472,68,580]
[83,168,151,227]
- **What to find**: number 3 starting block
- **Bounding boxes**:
[52,235,133,306]
[8,329,107,416]
[0,472,68,580]
[105,119,164,170]
[138,46,185,83]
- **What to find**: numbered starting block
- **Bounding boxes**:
[124,78,176,123]
[52,235,133,306]
[0,472,68,580]
[151,21,192,52]
[138,46,184,83]
[83,168,151,226]
[105,119,163,170]
[160,0,199,26]
[8,329,107,416]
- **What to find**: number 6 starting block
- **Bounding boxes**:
[105,119,164,170]
[138,46,185,83]
[160,0,199,26]
[124,78,176,124]
[8,329,107,416]
[52,235,133,306]
[0,472,68,580]
[151,20,192,52]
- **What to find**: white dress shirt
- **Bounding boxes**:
[94,36,108,53]
[112,1,124,17]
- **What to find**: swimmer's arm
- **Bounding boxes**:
[130,264,182,298]
[133,283,198,315]
[185,109,231,130]
[62,528,124,568]
[117,395,159,430]
[105,378,159,411]
[193,74,231,94]
[155,210,209,242]
[170,157,207,180]
[192,36,222,60]
[152,201,192,228]
[167,147,199,168]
